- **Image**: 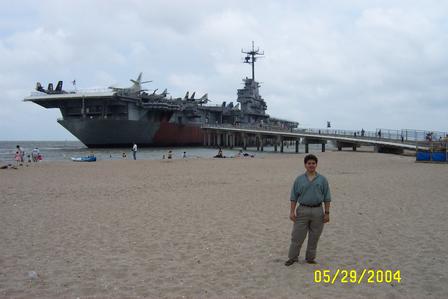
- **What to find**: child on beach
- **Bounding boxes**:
[236,149,254,158]
[16,145,24,163]
[15,151,21,167]
[214,148,225,158]
[32,148,40,162]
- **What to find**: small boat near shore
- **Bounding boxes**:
[71,156,97,162]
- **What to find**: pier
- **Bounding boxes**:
[202,125,447,154]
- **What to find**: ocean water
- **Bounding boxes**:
[0,140,334,163]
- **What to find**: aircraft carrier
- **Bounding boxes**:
[24,44,298,147]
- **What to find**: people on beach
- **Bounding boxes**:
[32,147,40,162]
[122,152,127,159]
[1,162,17,170]
[15,151,21,167]
[182,151,187,159]
[236,149,255,158]
[132,143,138,160]
[16,145,24,163]
[285,154,331,266]
[167,150,173,159]
[214,148,225,158]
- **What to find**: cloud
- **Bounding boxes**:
[1,0,448,140]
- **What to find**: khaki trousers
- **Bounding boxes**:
[288,206,324,261]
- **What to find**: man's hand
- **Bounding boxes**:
[289,212,296,222]
[323,213,330,223]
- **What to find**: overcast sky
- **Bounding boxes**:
[1,0,447,140]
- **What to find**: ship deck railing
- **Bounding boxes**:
[28,88,112,97]
[202,123,295,132]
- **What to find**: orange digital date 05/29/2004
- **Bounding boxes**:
[314,269,401,284]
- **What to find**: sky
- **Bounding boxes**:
[1,0,447,140]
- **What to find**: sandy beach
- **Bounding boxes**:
[1,151,447,298]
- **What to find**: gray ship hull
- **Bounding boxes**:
[58,118,204,147]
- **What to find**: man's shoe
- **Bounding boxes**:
[284,259,298,266]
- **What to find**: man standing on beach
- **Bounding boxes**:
[132,143,138,160]
[285,154,331,266]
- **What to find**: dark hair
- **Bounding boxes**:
[304,154,318,164]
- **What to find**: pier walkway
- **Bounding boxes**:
[201,125,446,154]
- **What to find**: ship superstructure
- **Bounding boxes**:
[24,44,298,147]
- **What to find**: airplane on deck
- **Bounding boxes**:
[143,88,169,100]
[35,81,67,94]
[108,72,152,94]
[183,91,209,104]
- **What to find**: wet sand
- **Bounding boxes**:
[1,152,447,298]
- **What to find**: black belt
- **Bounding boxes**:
[299,203,322,208]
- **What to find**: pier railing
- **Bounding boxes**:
[300,128,448,143]
[202,124,448,149]
[204,124,447,142]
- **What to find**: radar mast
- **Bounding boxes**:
[242,41,264,81]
